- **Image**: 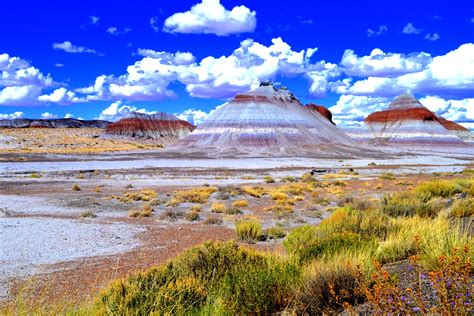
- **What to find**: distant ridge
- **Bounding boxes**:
[0,118,110,129]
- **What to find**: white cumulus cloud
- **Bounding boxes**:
[97,101,157,121]
[0,111,24,119]
[41,112,58,119]
[425,33,440,41]
[403,23,422,34]
[53,41,99,54]
[163,0,256,36]
[175,109,209,125]
[341,49,432,77]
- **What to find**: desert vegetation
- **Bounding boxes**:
[2,173,473,315]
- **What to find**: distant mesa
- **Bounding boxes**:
[306,104,335,125]
[0,118,110,129]
[363,94,465,145]
[171,81,367,157]
[104,112,195,146]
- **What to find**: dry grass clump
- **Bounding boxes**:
[232,199,248,208]
[235,220,262,243]
[263,227,286,239]
[381,191,443,218]
[449,197,474,217]
[168,187,217,206]
[184,210,200,221]
[30,173,42,178]
[379,172,396,180]
[160,209,184,221]
[415,179,464,200]
[191,205,202,212]
[240,175,255,180]
[129,204,153,218]
[211,202,226,213]
[203,216,223,225]
[264,175,275,183]
[241,186,267,198]
[294,261,363,314]
[216,185,242,200]
[111,189,158,203]
[271,191,288,201]
[72,184,81,191]
[280,176,299,183]
[300,172,316,183]
[80,210,96,218]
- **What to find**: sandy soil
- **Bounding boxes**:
[0,128,162,154]
[0,143,473,307]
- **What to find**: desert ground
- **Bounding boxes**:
[0,128,473,313]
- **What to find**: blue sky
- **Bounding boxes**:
[0,0,473,128]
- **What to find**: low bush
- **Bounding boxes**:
[264,226,286,239]
[168,187,217,206]
[184,210,200,221]
[294,262,364,314]
[236,220,262,242]
[232,199,248,208]
[72,184,81,191]
[159,209,183,221]
[211,202,226,213]
[80,210,96,218]
[415,179,462,200]
[216,185,242,200]
[241,186,267,198]
[203,216,222,225]
[379,172,396,180]
[94,242,299,315]
[381,192,443,218]
[129,204,153,218]
[284,226,365,263]
[449,197,474,217]
[264,175,275,183]
[280,176,299,183]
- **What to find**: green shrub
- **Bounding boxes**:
[280,176,298,183]
[264,227,286,239]
[284,226,365,263]
[236,220,262,242]
[219,261,299,314]
[294,262,364,314]
[264,175,275,183]
[381,192,443,218]
[94,242,298,314]
[185,210,200,221]
[379,172,396,180]
[449,198,474,218]
[415,180,462,200]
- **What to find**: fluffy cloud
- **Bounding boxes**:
[150,16,160,32]
[367,25,387,37]
[343,43,474,98]
[38,87,84,104]
[403,23,422,34]
[90,16,100,25]
[78,37,322,100]
[425,33,440,41]
[419,95,474,122]
[329,94,390,125]
[0,53,54,106]
[0,111,24,119]
[176,108,209,125]
[53,41,99,54]
[97,101,157,121]
[107,27,131,35]
[64,113,74,118]
[163,0,256,36]
[341,49,432,77]
[41,112,58,119]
